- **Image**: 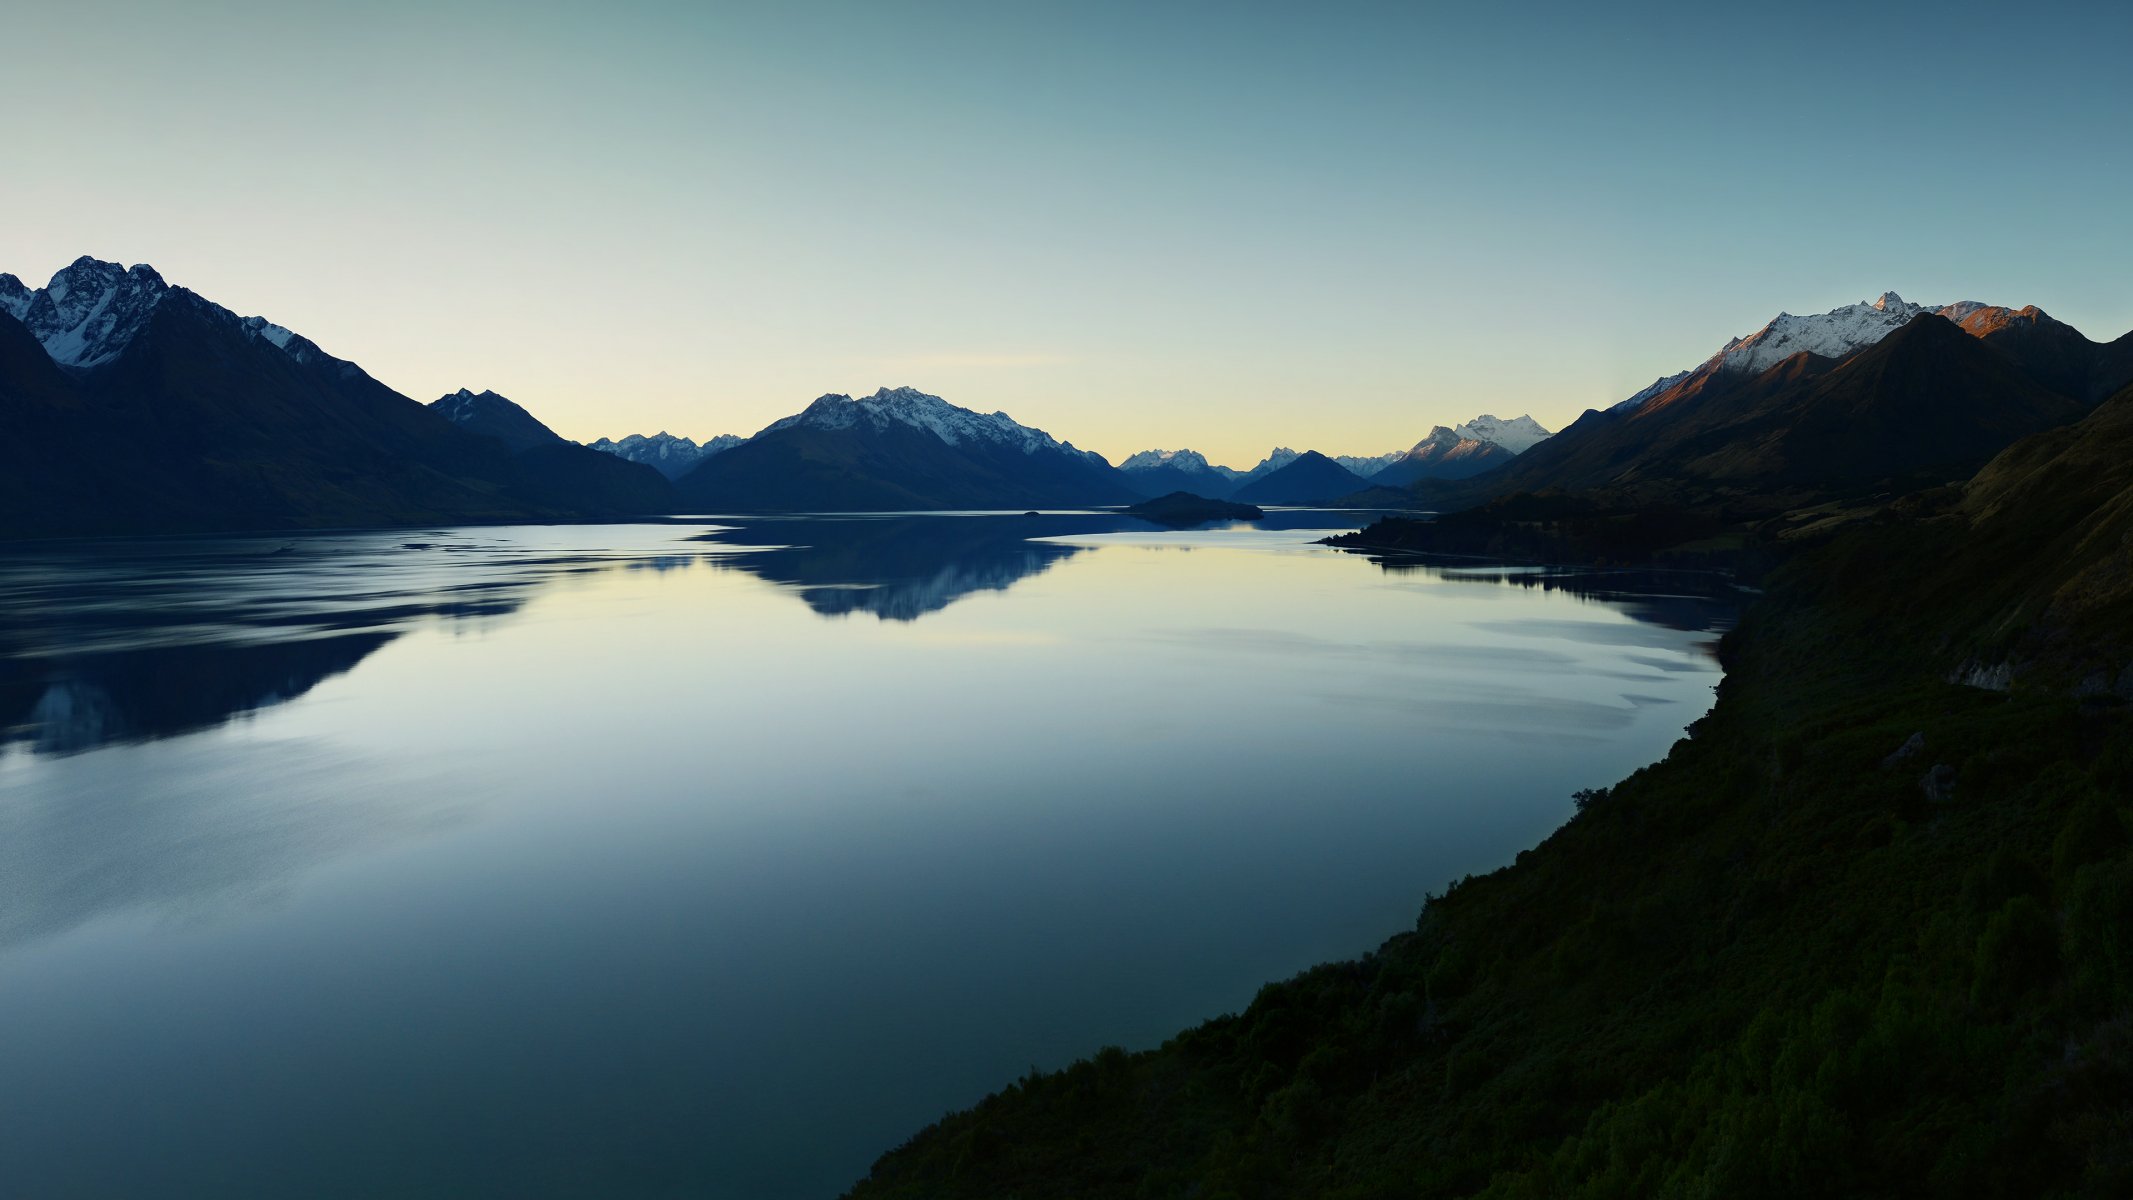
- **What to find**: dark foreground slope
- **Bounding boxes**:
[848,391,2133,1198]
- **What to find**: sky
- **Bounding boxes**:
[7,0,2132,467]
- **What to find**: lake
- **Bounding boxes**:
[0,513,1731,1198]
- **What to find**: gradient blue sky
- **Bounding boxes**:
[9,0,2130,465]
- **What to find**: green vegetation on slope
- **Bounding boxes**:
[847,392,2133,1199]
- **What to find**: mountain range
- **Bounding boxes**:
[9,261,2130,537]
[588,431,744,480]
[1116,415,1556,502]
[672,387,1143,511]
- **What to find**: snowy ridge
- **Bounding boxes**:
[1711,291,1930,376]
[1450,413,1552,454]
[764,386,1109,464]
[13,258,170,368]
[1610,291,2033,415]
[1611,370,1691,413]
[1406,426,1502,459]
[589,431,745,479]
[1335,451,1405,477]
[3,255,322,370]
[1120,448,1213,472]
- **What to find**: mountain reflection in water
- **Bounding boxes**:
[0,529,717,755]
[689,510,1372,621]
[0,516,1742,756]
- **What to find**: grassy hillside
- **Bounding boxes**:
[846,393,2133,1199]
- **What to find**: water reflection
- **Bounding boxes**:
[691,514,1110,621]
[689,510,1381,621]
[0,529,717,755]
[1334,550,1738,639]
[0,516,1735,1200]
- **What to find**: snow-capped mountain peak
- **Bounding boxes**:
[1713,292,1931,376]
[1243,447,1302,480]
[1450,413,1552,454]
[0,273,32,322]
[765,386,1107,464]
[588,430,746,480]
[1120,448,1215,472]
[1334,450,1405,477]
[4,255,323,371]
[15,257,171,368]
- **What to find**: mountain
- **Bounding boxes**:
[1450,413,1552,453]
[428,387,673,514]
[673,386,1142,511]
[1226,450,1371,505]
[1610,291,2132,417]
[1368,426,1516,486]
[0,256,174,369]
[429,388,564,454]
[1240,447,1303,482]
[1476,314,2086,512]
[0,257,671,538]
[1334,451,1404,478]
[1117,448,1244,498]
[1937,303,2133,405]
[1609,369,1691,413]
[590,431,744,480]
[1361,414,1553,488]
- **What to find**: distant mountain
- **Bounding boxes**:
[1369,427,1516,486]
[429,388,564,454]
[1117,448,1244,498]
[1362,413,1553,488]
[1334,451,1404,478]
[1227,451,1371,505]
[590,431,744,480]
[1241,447,1303,482]
[0,256,671,538]
[1451,414,1552,454]
[428,387,673,513]
[674,386,1142,511]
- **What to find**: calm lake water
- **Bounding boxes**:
[0,513,1731,1198]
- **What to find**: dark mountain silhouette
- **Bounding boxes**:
[675,388,1142,512]
[1227,451,1371,505]
[692,513,1140,620]
[1941,303,2133,405]
[430,386,674,515]
[0,260,671,540]
[429,388,565,453]
[1402,314,2089,515]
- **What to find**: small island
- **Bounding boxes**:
[1122,491,1265,526]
